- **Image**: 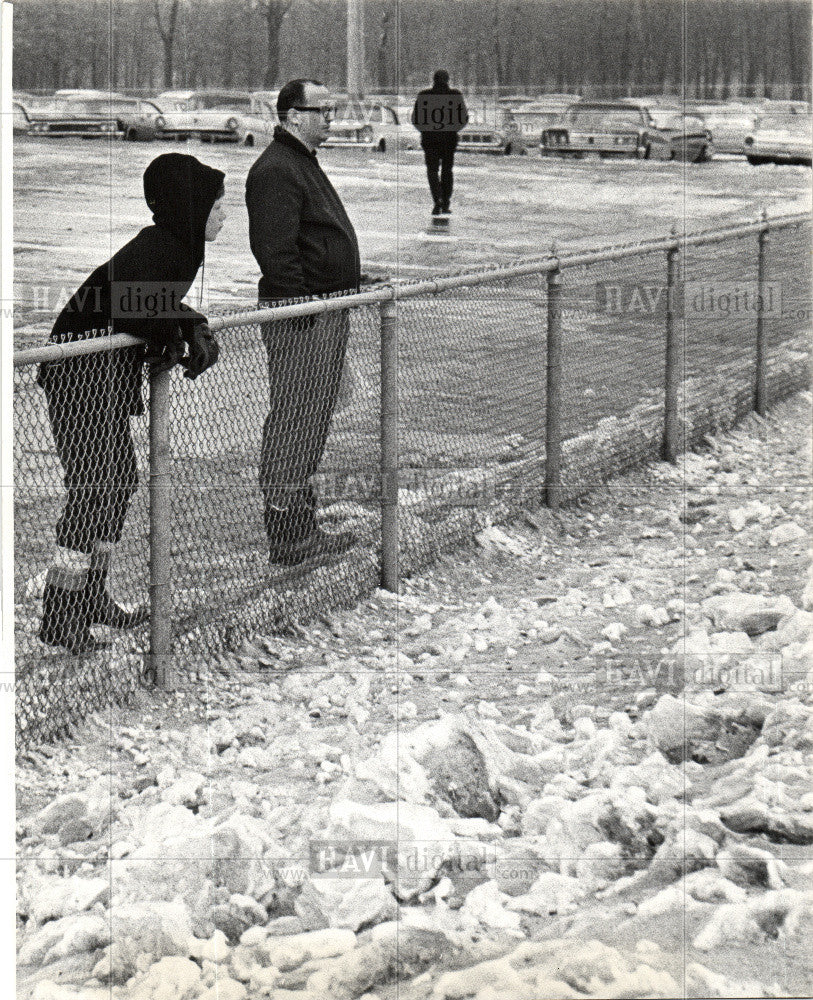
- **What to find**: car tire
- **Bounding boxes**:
[377,137,386,152]
[125,127,138,142]
[504,142,513,155]
[747,155,764,166]
[243,134,254,147]
[642,144,651,160]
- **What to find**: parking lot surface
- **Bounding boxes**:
[13,137,811,345]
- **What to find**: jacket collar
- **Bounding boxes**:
[274,124,318,158]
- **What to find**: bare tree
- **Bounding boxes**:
[12,0,812,102]
[253,0,294,88]
[152,0,182,88]
[376,5,392,91]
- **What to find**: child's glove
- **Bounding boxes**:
[181,322,220,380]
[146,331,186,374]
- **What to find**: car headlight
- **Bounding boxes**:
[744,136,753,145]
[156,116,166,129]
[226,117,238,130]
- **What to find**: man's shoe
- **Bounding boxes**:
[269,528,357,567]
[441,202,451,214]
[431,202,442,216]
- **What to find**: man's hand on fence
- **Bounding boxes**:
[359,272,392,287]
[181,322,220,381]
[146,332,186,375]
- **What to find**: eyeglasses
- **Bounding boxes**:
[293,105,336,119]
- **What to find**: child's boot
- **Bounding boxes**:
[39,569,110,654]
[86,564,149,630]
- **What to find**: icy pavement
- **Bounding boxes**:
[16,393,813,999]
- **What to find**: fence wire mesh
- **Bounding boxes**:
[169,306,382,658]
[558,247,669,494]
[14,350,150,744]
[13,217,811,746]
[396,271,548,570]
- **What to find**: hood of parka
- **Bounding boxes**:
[143,153,225,267]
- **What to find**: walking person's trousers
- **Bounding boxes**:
[422,141,456,207]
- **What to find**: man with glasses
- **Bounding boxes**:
[246,78,361,567]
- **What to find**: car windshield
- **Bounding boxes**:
[335,103,365,122]
[758,113,810,132]
[568,108,643,129]
[191,95,250,110]
[649,111,682,128]
[704,112,754,128]
[63,100,103,115]
[251,98,276,116]
[65,98,134,115]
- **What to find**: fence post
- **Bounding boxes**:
[148,367,172,688]
[755,207,769,416]
[544,262,563,509]
[379,297,399,592]
[663,225,681,463]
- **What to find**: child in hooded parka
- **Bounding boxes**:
[37,153,226,653]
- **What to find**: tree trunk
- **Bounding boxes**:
[377,8,391,91]
[261,1,289,89]
[163,36,174,87]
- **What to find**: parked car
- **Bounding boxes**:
[117,99,166,141]
[541,101,653,158]
[25,93,139,137]
[540,100,712,161]
[692,102,759,155]
[13,102,31,135]
[500,94,580,153]
[643,108,714,162]
[744,109,812,165]
[12,93,39,135]
[456,125,509,154]
[234,91,280,146]
[154,90,253,141]
[249,90,279,117]
[323,100,417,152]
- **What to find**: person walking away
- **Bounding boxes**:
[36,153,224,653]
[246,78,362,567]
[412,70,469,215]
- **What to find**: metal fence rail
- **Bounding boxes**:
[13,213,811,746]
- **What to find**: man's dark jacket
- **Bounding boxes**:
[412,85,469,149]
[37,154,224,415]
[245,126,361,303]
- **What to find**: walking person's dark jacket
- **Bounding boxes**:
[246,125,361,303]
[412,82,469,149]
[37,155,225,416]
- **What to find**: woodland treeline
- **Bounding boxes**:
[13,0,812,100]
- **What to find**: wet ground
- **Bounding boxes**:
[13,135,812,345]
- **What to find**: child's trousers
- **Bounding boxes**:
[46,393,139,555]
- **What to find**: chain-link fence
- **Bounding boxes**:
[14,214,811,746]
